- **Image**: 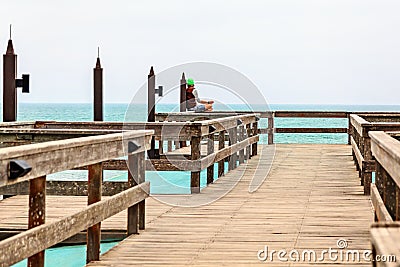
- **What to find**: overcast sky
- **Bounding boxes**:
[1,0,400,104]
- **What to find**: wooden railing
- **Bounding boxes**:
[349,114,400,195]
[369,131,400,222]
[0,130,153,266]
[159,111,350,145]
[369,131,400,266]
[0,113,259,194]
[264,111,349,144]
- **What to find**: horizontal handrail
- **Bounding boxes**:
[0,130,153,187]
[274,127,347,134]
[274,111,348,118]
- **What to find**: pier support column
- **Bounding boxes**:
[93,55,103,121]
[207,133,214,184]
[218,130,225,177]
[87,163,102,263]
[3,40,17,122]
[191,136,201,193]
[147,67,156,158]
[28,176,46,267]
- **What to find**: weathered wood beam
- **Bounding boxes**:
[274,128,348,134]
[350,114,370,137]
[0,180,129,196]
[0,131,152,187]
[274,111,348,118]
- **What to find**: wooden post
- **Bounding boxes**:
[347,112,351,145]
[232,127,238,169]
[207,133,214,184]
[180,72,186,112]
[148,67,156,156]
[268,114,274,145]
[191,136,201,193]
[179,73,188,147]
[238,125,245,164]
[138,151,146,230]
[93,54,103,121]
[174,140,180,149]
[127,153,139,235]
[362,136,372,195]
[218,130,225,177]
[28,176,46,267]
[252,122,258,156]
[3,39,17,122]
[167,140,172,152]
[87,163,102,263]
[228,129,234,171]
[246,124,252,159]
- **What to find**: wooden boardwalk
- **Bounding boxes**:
[83,144,373,266]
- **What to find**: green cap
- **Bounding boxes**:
[187,78,194,86]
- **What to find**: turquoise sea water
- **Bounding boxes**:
[7,103,400,267]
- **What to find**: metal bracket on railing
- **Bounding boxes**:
[9,160,32,179]
[209,125,217,134]
[15,74,30,93]
[128,141,141,153]
[155,86,163,97]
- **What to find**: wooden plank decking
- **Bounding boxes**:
[82,144,373,266]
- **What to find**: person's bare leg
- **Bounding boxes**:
[205,104,213,111]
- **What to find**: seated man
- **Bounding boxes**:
[186,78,214,112]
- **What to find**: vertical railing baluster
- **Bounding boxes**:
[218,130,225,177]
[207,133,214,184]
[87,163,102,263]
[238,125,245,164]
[191,136,201,193]
[28,176,46,267]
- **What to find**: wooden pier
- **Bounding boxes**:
[2,111,400,266]
[83,144,373,266]
[1,38,399,266]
